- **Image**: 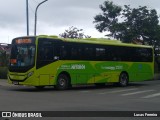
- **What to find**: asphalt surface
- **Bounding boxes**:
[0,79,160,120]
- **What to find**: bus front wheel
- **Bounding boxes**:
[56,74,70,90]
[119,72,129,87]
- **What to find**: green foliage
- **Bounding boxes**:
[0,67,8,79]
[0,51,8,67]
[94,1,122,38]
[59,26,91,39]
[0,51,9,79]
[94,1,160,45]
[122,5,159,43]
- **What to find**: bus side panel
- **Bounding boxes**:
[128,62,154,82]
[35,60,154,86]
[94,62,130,83]
[56,61,119,84]
[56,61,129,84]
[56,61,95,85]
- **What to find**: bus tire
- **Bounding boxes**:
[56,74,70,90]
[119,72,129,87]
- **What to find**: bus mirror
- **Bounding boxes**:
[54,56,59,60]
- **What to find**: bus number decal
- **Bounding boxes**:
[59,64,86,70]
[101,66,123,70]
[71,64,85,70]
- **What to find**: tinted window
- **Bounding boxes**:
[37,38,153,69]
[37,38,57,69]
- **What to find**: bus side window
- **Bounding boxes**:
[136,48,152,62]
[41,47,53,60]
[96,48,106,61]
[85,47,94,60]
[60,46,67,60]
[71,47,78,60]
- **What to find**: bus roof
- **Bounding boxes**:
[37,35,152,48]
[14,35,152,48]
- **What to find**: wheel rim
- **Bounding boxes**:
[56,74,70,90]
[120,73,128,86]
[59,78,66,87]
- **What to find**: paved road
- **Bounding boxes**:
[0,79,160,120]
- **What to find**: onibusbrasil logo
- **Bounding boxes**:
[1,112,42,118]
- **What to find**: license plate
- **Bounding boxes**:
[12,81,19,85]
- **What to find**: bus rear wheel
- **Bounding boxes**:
[119,72,128,87]
[56,74,70,90]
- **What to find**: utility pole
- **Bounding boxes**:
[34,0,48,36]
[26,0,29,36]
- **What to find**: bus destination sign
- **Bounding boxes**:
[15,39,32,44]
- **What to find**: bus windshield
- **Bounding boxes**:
[10,44,35,67]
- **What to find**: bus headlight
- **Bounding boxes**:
[28,71,34,78]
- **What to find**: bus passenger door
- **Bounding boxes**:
[36,38,56,86]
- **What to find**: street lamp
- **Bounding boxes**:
[34,0,48,36]
[26,0,29,36]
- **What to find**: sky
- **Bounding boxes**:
[0,0,160,43]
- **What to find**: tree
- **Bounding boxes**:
[0,44,11,67]
[94,1,160,70]
[59,26,91,39]
[94,1,160,44]
[122,5,160,44]
[93,1,122,40]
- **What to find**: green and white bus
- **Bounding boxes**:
[8,35,154,90]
